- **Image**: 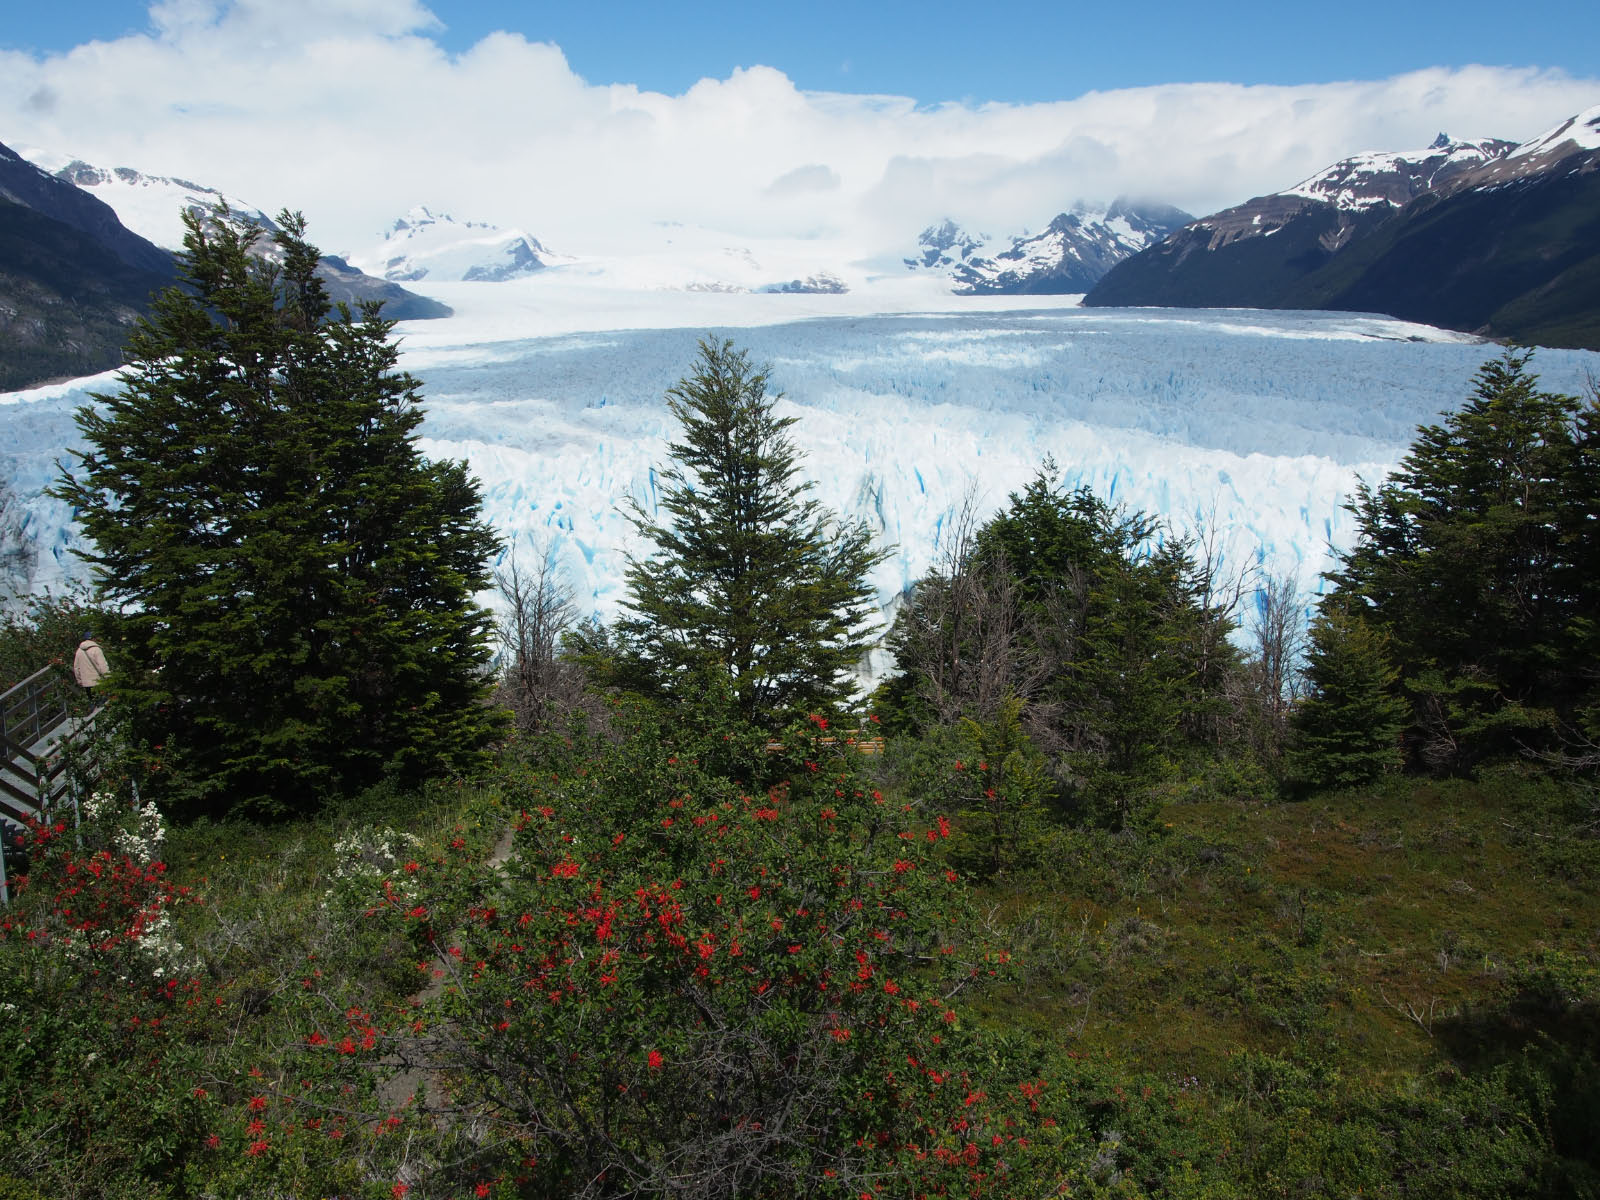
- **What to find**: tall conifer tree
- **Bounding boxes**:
[618,338,887,720]
[1287,602,1408,790]
[1329,351,1599,768]
[55,209,501,817]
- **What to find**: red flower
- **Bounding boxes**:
[247,1095,268,1112]
[246,1139,270,1157]
[647,1049,663,1070]
[392,1185,410,1198]
[551,859,580,878]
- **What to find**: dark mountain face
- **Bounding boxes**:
[1,140,453,390]
[1294,153,1600,350]
[1084,113,1600,351]
[314,254,452,320]
[0,143,175,276]
[0,142,176,391]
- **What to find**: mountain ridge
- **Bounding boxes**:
[1085,105,1600,350]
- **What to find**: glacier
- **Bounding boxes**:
[5,291,1598,659]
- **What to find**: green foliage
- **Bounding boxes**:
[0,796,219,1196]
[889,463,1250,829]
[1286,600,1408,791]
[378,705,1094,1197]
[953,696,1056,879]
[1330,350,1600,770]
[617,338,888,721]
[53,208,503,818]
[0,587,103,692]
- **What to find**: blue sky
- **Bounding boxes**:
[4,0,1596,103]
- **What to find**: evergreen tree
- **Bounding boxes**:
[53,210,501,817]
[889,464,1247,828]
[1330,351,1598,768]
[1286,601,1409,791]
[617,338,887,720]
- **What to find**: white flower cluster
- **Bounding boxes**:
[69,791,189,979]
[134,907,193,980]
[81,789,122,823]
[81,790,167,862]
[114,800,166,864]
[328,826,423,904]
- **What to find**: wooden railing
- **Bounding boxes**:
[765,729,886,756]
[1,665,105,903]
[1,665,77,824]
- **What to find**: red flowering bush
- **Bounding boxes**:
[0,803,220,1195]
[381,707,1094,1197]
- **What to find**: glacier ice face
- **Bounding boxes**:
[6,299,1599,659]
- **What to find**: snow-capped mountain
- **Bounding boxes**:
[354,206,564,283]
[23,150,451,323]
[26,153,272,252]
[904,220,993,271]
[1087,104,1600,350]
[1091,134,1514,280]
[761,273,848,295]
[1279,134,1514,213]
[949,199,1192,295]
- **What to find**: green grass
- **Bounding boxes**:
[970,766,1599,1086]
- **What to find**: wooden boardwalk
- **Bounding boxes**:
[1,665,104,902]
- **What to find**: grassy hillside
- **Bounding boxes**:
[5,741,1593,1198]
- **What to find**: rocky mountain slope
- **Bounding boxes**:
[951,199,1192,295]
[32,152,450,323]
[0,141,175,391]
[1086,106,1600,350]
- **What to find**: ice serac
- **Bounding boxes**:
[950,199,1192,295]
[358,206,562,283]
[1086,107,1600,350]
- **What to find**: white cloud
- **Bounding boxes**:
[2,1,1596,263]
[766,163,842,196]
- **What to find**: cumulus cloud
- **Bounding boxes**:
[2,0,1595,261]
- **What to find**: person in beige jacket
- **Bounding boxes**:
[73,634,109,694]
